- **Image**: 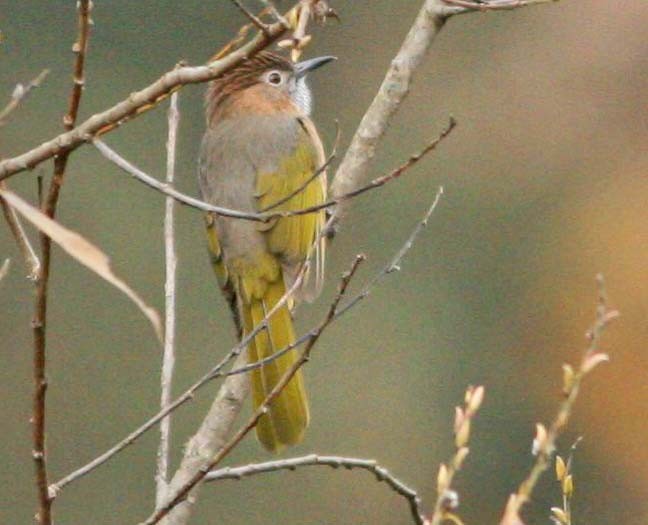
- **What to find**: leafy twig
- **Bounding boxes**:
[500,275,617,525]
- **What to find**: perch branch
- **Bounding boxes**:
[93,119,453,222]
[500,275,617,525]
[155,92,180,508]
[205,454,424,524]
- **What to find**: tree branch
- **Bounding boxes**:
[205,454,425,524]
[93,119,453,222]
[155,92,180,508]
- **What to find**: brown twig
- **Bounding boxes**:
[500,275,617,525]
[205,454,424,524]
[31,3,92,524]
[0,69,50,127]
[0,6,296,182]
[155,92,180,508]
[142,254,367,525]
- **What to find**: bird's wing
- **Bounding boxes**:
[254,117,327,302]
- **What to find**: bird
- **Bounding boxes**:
[198,51,335,452]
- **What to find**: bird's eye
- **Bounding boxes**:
[267,71,283,85]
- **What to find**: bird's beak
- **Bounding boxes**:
[294,56,337,78]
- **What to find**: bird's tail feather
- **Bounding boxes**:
[242,279,309,452]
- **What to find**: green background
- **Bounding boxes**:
[1,1,647,524]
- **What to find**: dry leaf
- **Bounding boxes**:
[0,188,162,341]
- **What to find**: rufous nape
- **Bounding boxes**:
[198,51,335,452]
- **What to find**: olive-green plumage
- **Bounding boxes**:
[199,52,333,452]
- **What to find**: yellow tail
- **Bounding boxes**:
[241,279,309,453]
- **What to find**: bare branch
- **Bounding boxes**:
[500,275,618,525]
[205,454,425,524]
[155,92,180,508]
[443,0,557,11]
[0,69,50,127]
[94,119,453,223]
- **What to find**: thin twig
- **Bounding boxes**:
[443,0,556,11]
[258,0,290,27]
[0,7,295,182]
[0,182,41,279]
[142,254,367,525]
[500,275,617,525]
[93,119,453,222]
[155,92,180,508]
[0,69,50,127]
[230,0,271,34]
[205,454,424,524]
[31,3,92,524]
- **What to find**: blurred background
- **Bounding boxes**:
[1,1,646,524]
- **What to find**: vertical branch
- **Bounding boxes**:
[156,92,180,508]
[31,2,92,524]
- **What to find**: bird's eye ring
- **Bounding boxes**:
[267,71,283,85]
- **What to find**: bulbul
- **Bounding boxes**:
[198,51,335,452]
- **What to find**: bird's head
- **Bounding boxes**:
[206,51,336,123]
